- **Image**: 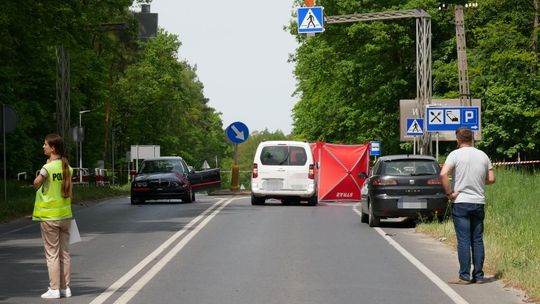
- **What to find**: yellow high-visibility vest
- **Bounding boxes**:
[33,160,73,221]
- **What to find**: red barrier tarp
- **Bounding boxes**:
[311,142,369,201]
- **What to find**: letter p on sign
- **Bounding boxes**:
[464,110,474,122]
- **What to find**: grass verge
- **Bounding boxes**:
[417,168,540,302]
[0,181,130,223]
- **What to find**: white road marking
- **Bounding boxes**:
[352,203,469,304]
[113,196,238,304]
[89,198,229,304]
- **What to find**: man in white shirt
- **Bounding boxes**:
[440,127,496,285]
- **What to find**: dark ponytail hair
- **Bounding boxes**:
[45,134,72,198]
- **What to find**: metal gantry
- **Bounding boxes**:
[55,45,71,143]
[454,5,472,106]
[326,10,432,154]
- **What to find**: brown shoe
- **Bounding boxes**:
[448,278,472,285]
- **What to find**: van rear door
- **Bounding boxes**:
[258,145,288,191]
[286,145,311,191]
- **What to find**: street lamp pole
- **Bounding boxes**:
[79,110,91,182]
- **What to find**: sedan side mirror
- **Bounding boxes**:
[188,166,195,174]
[358,172,368,179]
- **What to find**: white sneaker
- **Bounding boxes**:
[41,288,60,299]
[60,287,72,298]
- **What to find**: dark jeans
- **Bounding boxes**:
[452,203,485,281]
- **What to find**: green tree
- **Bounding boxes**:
[112,30,227,167]
[291,0,540,160]
[0,0,136,178]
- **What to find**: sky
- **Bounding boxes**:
[146,0,300,135]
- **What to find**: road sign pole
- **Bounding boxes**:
[413,137,416,155]
[436,132,439,162]
[231,144,240,191]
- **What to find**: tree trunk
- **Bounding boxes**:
[532,0,539,75]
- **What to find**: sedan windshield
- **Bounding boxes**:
[382,160,438,176]
[139,160,184,174]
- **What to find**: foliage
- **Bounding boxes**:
[0,0,135,176]
[290,0,540,160]
[0,1,227,183]
[111,30,227,167]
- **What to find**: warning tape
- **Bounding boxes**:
[493,160,540,166]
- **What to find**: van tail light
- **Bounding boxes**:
[252,163,258,178]
[308,164,315,179]
[372,178,397,186]
[427,178,441,185]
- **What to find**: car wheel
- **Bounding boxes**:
[251,195,265,205]
[368,201,380,227]
[131,197,144,205]
[183,190,193,203]
[307,194,318,206]
[360,210,369,223]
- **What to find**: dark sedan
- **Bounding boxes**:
[359,155,448,227]
[131,157,220,204]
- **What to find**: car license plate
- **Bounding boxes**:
[398,198,427,209]
[263,179,283,191]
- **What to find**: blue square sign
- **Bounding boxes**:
[406,118,424,136]
[370,141,381,156]
[297,7,324,33]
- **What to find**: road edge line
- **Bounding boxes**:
[352,203,469,304]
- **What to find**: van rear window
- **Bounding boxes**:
[260,146,308,166]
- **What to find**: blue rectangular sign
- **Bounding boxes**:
[370,141,381,156]
[425,106,480,132]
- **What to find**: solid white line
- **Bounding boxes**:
[113,197,238,304]
[352,204,469,304]
[89,198,228,304]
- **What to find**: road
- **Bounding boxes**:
[0,195,527,304]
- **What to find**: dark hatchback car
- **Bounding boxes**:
[358,155,448,227]
[130,157,220,204]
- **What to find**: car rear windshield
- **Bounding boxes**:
[260,146,308,166]
[139,160,184,174]
[382,160,438,176]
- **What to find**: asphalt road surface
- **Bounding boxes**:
[0,195,528,304]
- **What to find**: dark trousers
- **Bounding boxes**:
[452,203,485,281]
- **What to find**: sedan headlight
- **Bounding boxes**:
[133,181,148,187]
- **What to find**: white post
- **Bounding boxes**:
[78,110,91,183]
[436,132,440,162]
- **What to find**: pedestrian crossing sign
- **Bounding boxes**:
[406,118,424,136]
[297,7,324,33]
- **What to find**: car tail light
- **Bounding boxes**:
[427,178,441,185]
[372,178,397,186]
[252,163,258,178]
[308,164,315,179]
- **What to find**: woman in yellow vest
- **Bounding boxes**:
[33,134,73,299]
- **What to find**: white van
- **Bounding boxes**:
[251,141,317,206]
